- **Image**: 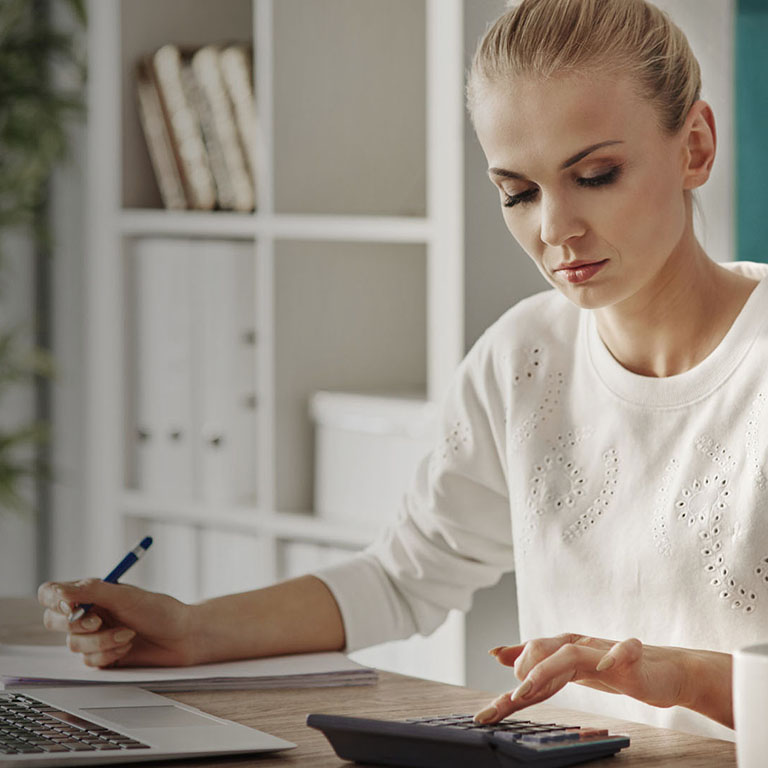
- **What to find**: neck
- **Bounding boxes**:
[594,238,758,378]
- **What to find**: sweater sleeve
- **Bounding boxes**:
[314,331,515,652]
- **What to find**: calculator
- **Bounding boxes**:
[306,712,630,768]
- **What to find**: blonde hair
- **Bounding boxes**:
[467,0,701,136]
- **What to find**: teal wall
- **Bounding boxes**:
[736,0,768,262]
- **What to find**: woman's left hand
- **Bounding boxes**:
[473,633,733,729]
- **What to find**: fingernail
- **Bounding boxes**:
[82,616,100,630]
[59,600,72,618]
[511,679,533,700]
[596,655,615,672]
[474,705,497,724]
[113,629,136,644]
[488,646,506,657]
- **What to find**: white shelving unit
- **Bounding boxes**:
[84,0,545,689]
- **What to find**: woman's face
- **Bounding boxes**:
[472,72,693,311]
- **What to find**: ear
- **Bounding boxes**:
[681,100,716,190]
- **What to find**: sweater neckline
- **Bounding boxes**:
[585,272,768,409]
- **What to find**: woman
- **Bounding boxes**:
[38,0,767,740]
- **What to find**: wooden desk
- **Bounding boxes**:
[0,598,735,766]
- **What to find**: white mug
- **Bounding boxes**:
[733,644,768,768]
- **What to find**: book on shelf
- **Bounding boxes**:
[135,59,187,210]
[135,43,257,212]
[219,44,259,206]
[191,45,255,212]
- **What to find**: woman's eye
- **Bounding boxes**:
[501,165,623,208]
[503,188,538,208]
[577,165,622,188]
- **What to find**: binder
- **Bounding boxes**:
[132,238,196,499]
[132,237,256,505]
[192,240,257,505]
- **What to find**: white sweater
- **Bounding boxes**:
[317,261,768,739]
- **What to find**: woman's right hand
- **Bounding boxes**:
[37,579,198,669]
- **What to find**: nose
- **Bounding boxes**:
[539,193,585,247]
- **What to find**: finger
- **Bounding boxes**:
[43,609,102,635]
[595,637,643,672]
[38,581,65,611]
[50,579,143,621]
[512,634,584,682]
[71,614,103,633]
[67,628,136,656]
[489,643,525,666]
[482,642,605,722]
[81,644,133,669]
[474,692,513,724]
[38,582,78,616]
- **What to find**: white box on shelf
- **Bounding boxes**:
[309,391,437,526]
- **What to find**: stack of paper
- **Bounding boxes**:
[0,646,377,692]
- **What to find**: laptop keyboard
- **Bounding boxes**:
[0,692,150,755]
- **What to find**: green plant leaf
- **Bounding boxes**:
[0,0,85,516]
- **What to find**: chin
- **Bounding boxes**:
[556,283,618,310]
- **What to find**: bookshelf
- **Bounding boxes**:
[84,0,546,689]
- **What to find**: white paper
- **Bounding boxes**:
[0,649,376,692]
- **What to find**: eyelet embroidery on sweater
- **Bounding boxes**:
[511,346,543,386]
[753,557,768,598]
[510,371,565,448]
[561,448,619,543]
[695,435,737,472]
[746,393,767,491]
[521,430,614,551]
[428,420,472,481]
[675,443,757,614]
[501,347,545,425]
[651,458,678,557]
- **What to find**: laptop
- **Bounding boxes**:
[0,685,295,766]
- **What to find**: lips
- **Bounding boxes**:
[554,259,608,285]
[555,258,607,271]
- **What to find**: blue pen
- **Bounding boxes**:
[68,536,153,623]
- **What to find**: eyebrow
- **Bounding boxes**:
[488,140,625,180]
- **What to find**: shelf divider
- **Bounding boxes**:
[119,209,434,243]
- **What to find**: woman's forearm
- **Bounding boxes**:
[680,648,733,729]
[189,575,346,664]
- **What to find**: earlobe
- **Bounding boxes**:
[682,101,716,190]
